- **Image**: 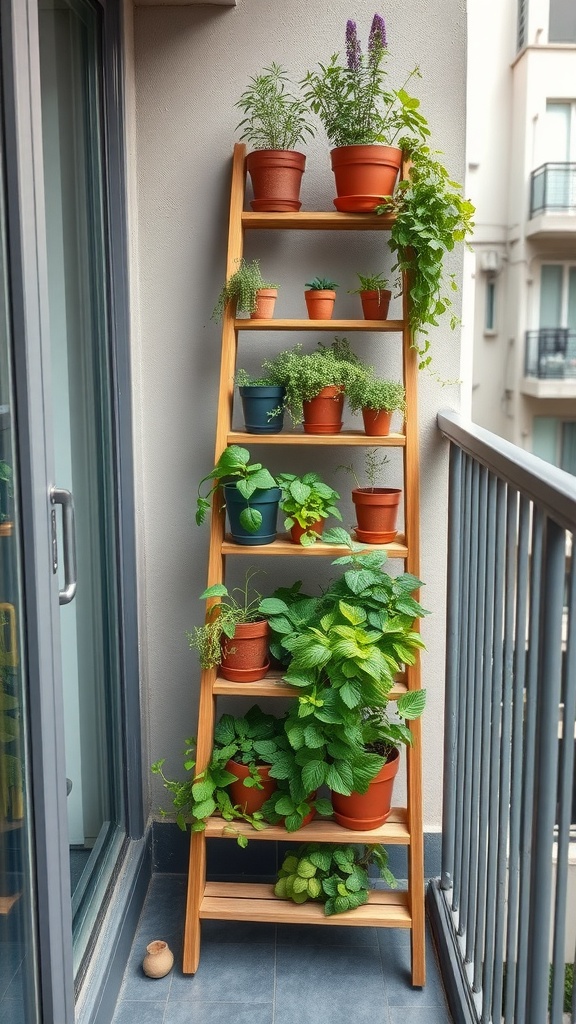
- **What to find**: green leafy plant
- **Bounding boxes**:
[0,461,13,523]
[277,471,342,546]
[275,843,397,914]
[212,259,277,322]
[305,277,339,291]
[337,447,390,489]
[151,706,283,846]
[379,144,475,367]
[346,368,405,415]
[0,609,21,821]
[261,338,361,426]
[186,570,265,670]
[196,445,277,533]
[258,529,427,807]
[302,15,430,149]
[236,63,315,151]
[349,272,389,294]
[234,368,278,388]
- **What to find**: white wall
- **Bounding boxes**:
[128,0,467,832]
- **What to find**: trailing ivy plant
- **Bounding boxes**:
[195,445,277,533]
[236,63,315,151]
[212,259,277,322]
[379,144,475,368]
[275,843,397,915]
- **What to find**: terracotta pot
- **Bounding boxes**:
[360,289,391,320]
[361,408,392,437]
[246,150,306,212]
[302,385,344,435]
[289,518,325,545]
[220,619,270,682]
[250,289,277,320]
[142,940,174,978]
[225,759,277,815]
[352,487,402,543]
[304,290,336,320]
[331,748,400,830]
[330,145,402,212]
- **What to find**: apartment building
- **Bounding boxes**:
[468,0,576,474]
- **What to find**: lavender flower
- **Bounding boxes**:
[346,19,361,71]
[368,13,387,63]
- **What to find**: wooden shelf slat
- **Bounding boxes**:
[221,533,408,558]
[200,882,411,928]
[242,211,396,231]
[234,318,404,332]
[227,430,406,447]
[213,671,408,700]
[204,807,410,845]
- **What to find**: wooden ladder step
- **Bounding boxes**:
[213,671,408,700]
[200,881,412,928]
[221,534,409,558]
[227,430,406,447]
[204,807,410,845]
[242,212,397,231]
[234,318,405,332]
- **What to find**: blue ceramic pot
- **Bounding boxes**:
[239,386,285,434]
[224,482,281,545]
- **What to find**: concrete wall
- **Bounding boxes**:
[128,0,467,832]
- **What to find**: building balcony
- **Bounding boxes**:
[527,164,576,240]
[522,328,576,397]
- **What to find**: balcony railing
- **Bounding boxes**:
[525,328,576,379]
[530,163,576,217]
[428,411,576,1024]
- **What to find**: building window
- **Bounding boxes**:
[539,264,576,329]
[533,417,576,476]
[485,280,496,332]
[517,0,526,49]
[549,0,576,43]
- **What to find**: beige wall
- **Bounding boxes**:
[127,0,467,832]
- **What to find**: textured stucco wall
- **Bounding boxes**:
[130,0,467,832]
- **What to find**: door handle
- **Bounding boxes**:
[50,487,77,605]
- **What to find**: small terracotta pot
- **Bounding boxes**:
[360,289,391,320]
[352,487,402,543]
[302,385,344,435]
[225,759,277,815]
[142,940,174,978]
[304,290,336,320]
[361,408,393,437]
[330,145,402,211]
[331,748,400,830]
[289,518,325,545]
[251,289,277,320]
[220,619,270,682]
[246,150,306,212]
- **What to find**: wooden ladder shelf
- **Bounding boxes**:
[182,143,425,986]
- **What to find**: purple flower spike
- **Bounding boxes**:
[346,19,361,71]
[368,13,387,60]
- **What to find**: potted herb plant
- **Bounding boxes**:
[262,338,360,434]
[275,843,397,913]
[304,277,339,320]
[302,14,429,211]
[0,460,13,537]
[187,571,270,682]
[235,368,286,435]
[349,272,392,320]
[196,444,281,545]
[236,63,315,212]
[212,258,278,323]
[338,448,401,543]
[277,471,342,546]
[260,529,427,830]
[346,366,405,437]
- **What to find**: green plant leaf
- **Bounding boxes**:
[192,797,217,820]
[302,760,327,792]
[259,598,290,615]
[297,858,316,879]
[338,601,367,625]
[397,689,426,719]
[326,761,354,795]
[239,506,263,532]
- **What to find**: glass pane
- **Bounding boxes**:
[532,416,559,466]
[38,0,124,967]
[568,268,576,331]
[539,265,563,327]
[549,0,576,43]
[560,422,576,475]
[544,103,571,162]
[0,65,41,1024]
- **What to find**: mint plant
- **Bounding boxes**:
[195,445,277,533]
[275,843,397,914]
[277,471,342,546]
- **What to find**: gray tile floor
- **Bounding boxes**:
[112,875,453,1024]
